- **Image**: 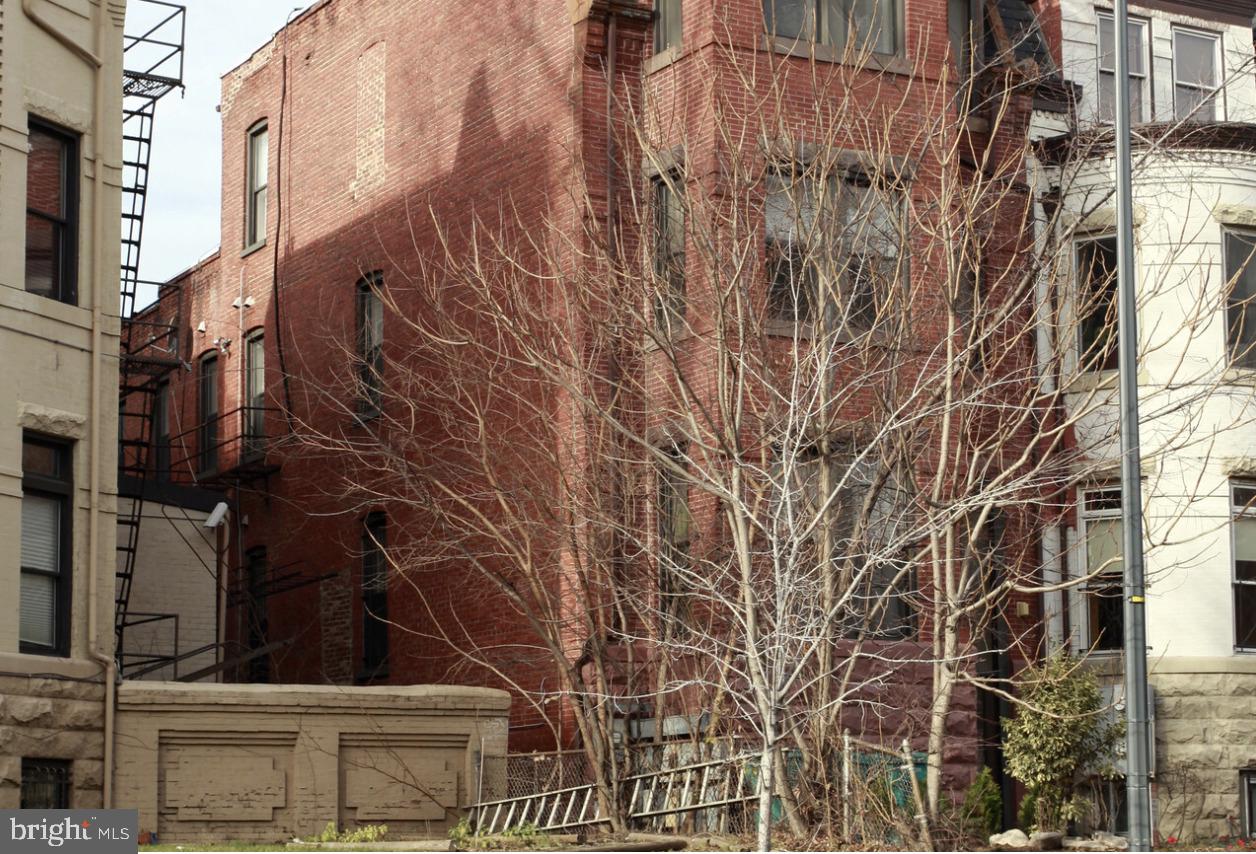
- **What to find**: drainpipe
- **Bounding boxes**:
[23,0,117,808]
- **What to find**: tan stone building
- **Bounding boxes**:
[0,0,131,810]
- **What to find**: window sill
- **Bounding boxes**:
[355,667,389,684]
[19,643,70,658]
[241,240,268,259]
[1223,367,1256,386]
[760,35,911,76]
[354,406,381,425]
[644,44,683,75]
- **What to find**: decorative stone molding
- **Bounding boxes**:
[18,403,87,440]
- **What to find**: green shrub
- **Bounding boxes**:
[961,766,1003,839]
[309,820,388,844]
[1002,654,1123,833]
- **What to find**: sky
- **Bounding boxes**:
[132,0,315,286]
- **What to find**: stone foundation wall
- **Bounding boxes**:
[0,671,105,809]
[113,681,509,844]
[1149,659,1256,842]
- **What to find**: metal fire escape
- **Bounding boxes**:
[115,1,186,671]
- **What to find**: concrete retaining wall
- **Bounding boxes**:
[113,682,509,843]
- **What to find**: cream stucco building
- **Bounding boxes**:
[0,0,129,810]
[1040,0,1256,840]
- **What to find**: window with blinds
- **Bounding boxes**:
[20,436,71,655]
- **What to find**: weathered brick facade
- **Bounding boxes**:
[131,0,1052,779]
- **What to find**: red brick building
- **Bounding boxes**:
[129,0,1062,811]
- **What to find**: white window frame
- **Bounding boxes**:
[1231,481,1256,651]
[1095,11,1149,124]
[1079,486,1124,653]
[245,121,268,248]
[1171,25,1223,122]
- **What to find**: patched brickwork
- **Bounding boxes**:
[352,40,386,200]
[320,568,353,684]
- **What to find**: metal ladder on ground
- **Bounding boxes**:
[114,1,185,665]
[468,753,758,836]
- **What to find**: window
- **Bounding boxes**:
[356,273,385,415]
[1173,28,1220,122]
[763,0,898,56]
[1242,769,1256,837]
[245,122,268,247]
[947,0,983,87]
[653,175,686,331]
[657,444,693,626]
[198,353,219,473]
[244,330,266,457]
[654,0,681,54]
[361,513,388,675]
[780,442,914,638]
[766,167,903,331]
[154,380,171,482]
[21,436,71,655]
[1097,13,1147,123]
[1076,236,1119,372]
[245,547,270,682]
[1231,483,1256,650]
[20,759,70,809]
[1080,487,1124,652]
[1225,230,1256,369]
[25,119,78,303]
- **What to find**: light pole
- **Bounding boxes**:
[1113,0,1153,848]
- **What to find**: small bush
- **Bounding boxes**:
[962,767,1003,839]
[309,820,388,844]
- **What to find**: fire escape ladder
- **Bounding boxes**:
[115,1,185,667]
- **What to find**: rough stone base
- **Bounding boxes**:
[1146,661,1256,842]
[0,673,105,809]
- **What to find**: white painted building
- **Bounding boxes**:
[1038,0,1256,840]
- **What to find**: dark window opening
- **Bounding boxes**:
[1082,487,1124,652]
[245,547,270,683]
[154,380,170,482]
[657,444,693,628]
[21,435,72,656]
[26,119,78,304]
[198,353,219,473]
[21,759,71,809]
[361,513,389,676]
[1225,230,1256,370]
[1232,482,1256,650]
[653,175,687,332]
[1242,769,1256,837]
[356,273,384,416]
[1076,236,1119,372]
[244,331,266,458]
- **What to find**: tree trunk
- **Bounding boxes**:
[757,744,775,852]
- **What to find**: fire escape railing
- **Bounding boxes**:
[115,1,185,676]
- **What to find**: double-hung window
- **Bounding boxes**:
[657,444,693,627]
[763,0,899,56]
[356,273,384,415]
[198,353,219,473]
[1173,28,1221,122]
[244,330,266,457]
[1097,13,1147,123]
[246,122,268,248]
[780,442,914,639]
[361,513,389,676]
[654,0,682,54]
[1231,482,1256,651]
[766,167,903,332]
[1076,236,1119,372]
[21,436,72,655]
[1080,487,1124,652]
[25,119,78,303]
[1225,229,1256,369]
[653,174,687,331]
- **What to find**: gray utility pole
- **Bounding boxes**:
[1113,0,1154,848]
